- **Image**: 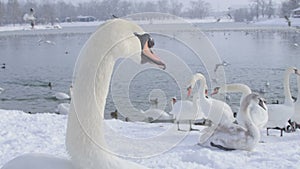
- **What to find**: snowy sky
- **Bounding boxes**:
[6,0,287,11]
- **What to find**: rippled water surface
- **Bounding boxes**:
[0,24,300,119]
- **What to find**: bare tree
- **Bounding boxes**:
[280,0,300,17]
[7,0,21,25]
[266,0,275,18]
[0,1,5,25]
[186,0,211,19]
[38,2,55,24]
[169,0,183,16]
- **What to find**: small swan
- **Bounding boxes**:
[54,92,70,100]
[266,67,300,136]
[0,87,4,94]
[187,73,235,126]
[290,74,300,126]
[169,93,202,131]
[140,98,172,122]
[55,103,70,115]
[212,83,268,129]
[199,93,265,151]
[2,19,165,169]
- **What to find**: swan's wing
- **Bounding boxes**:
[250,105,268,128]
[199,124,218,144]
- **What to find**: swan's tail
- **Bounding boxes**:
[199,124,217,144]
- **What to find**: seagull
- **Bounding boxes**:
[214,61,230,72]
[1,63,5,69]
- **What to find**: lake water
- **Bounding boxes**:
[0,23,300,119]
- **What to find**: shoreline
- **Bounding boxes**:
[1,20,300,37]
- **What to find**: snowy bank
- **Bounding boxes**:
[1,109,300,168]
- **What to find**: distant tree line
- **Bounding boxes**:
[231,0,300,22]
[0,0,211,25]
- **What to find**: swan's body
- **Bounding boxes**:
[199,93,264,151]
[141,108,172,121]
[290,75,300,124]
[188,73,235,126]
[266,67,300,133]
[54,92,70,100]
[3,19,165,169]
[214,83,268,129]
[169,83,205,131]
[55,103,70,115]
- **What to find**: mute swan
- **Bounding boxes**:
[55,103,70,115]
[54,92,70,100]
[169,94,202,131]
[0,87,4,94]
[212,83,268,129]
[140,98,173,122]
[187,73,235,126]
[140,108,172,122]
[2,19,166,169]
[266,67,300,136]
[290,75,300,127]
[199,93,265,151]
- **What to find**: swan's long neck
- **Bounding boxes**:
[193,75,207,101]
[224,84,251,104]
[240,97,260,140]
[226,84,251,98]
[296,76,300,104]
[284,70,293,105]
[66,19,144,169]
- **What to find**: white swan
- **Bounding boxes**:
[199,93,264,151]
[266,67,300,136]
[213,83,268,129]
[54,92,70,100]
[290,74,300,125]
[0,87,4,94]
[140,108,172,122]
[55,103,70,115]
[169,94,202,131]
[188,73,235,126]
[2,19,166,169]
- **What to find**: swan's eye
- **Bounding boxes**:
[258,98,266,111]
[148,37,154,48]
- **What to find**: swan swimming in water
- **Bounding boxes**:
[2,19,165,169]
[54,92,70,100]
[212,83,268,129]
[199,93,265,151]
[187,73,235,126]
[266,67,300,136]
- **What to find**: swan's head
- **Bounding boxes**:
[171,97,177,104]
[134,32,166,70]
[241,93,267,112]
[286,66,300,76]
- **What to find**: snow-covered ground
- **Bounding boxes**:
[1,17,300,33]
[1,109,300,169]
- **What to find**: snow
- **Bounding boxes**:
[1,109,300,168]
[1,17,300,33]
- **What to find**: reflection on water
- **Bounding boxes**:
[0,27,299,118]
